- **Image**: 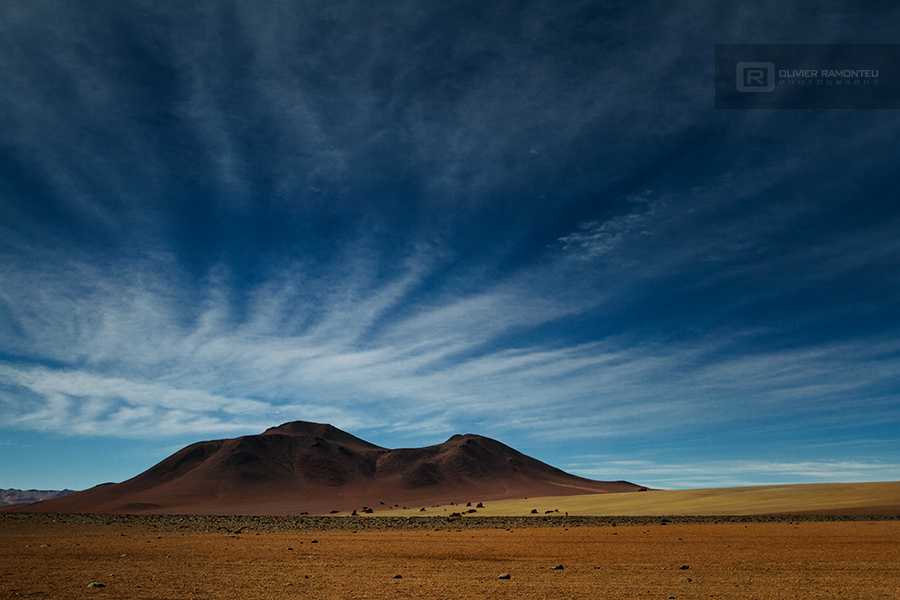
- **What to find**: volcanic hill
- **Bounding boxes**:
[15,421,643,515]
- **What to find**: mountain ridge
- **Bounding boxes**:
[9,421,643,515]
[0,489,77,506]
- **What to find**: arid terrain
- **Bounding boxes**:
[2,512,897,599]
[4,422,898,599]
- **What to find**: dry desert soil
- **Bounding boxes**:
[2,512,898,600]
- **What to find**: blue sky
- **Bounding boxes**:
[2,1,899,491]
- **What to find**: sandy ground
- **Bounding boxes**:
[2,515,898,599]
[363,481,900,518]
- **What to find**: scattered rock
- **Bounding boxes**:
[679,565,690,570]
[551,564,565,570]
[393,574,403,579]
[498,573,511,579]
[681,577,693,582]
[87,582,105,588]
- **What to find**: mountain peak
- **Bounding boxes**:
[262,421,385,450]
[262,420,336,436]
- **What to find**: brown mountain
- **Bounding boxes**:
[13,421,643,515]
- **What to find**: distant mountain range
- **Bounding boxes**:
[7,421,643,515]
[0,488,76,506]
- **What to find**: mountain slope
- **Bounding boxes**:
[13,421,643,515]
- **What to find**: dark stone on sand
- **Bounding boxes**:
[498,573,511,579]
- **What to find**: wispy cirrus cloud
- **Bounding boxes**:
[558,193,660,259]
[2,1,900,493]
[2,232,898,452]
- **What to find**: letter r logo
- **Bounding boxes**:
[736,62,775,92]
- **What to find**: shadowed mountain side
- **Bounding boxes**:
[372,434,631,498]
[9,422,641,515]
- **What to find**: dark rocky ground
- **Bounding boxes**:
[2,511,897,534]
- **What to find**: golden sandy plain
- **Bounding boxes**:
[2,514,898,600]
[368,481,900,517]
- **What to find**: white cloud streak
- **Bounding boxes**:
[1,238,897,448]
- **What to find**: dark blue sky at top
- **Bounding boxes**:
[1,0,899,490]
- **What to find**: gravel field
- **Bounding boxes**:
[3,513,899,599]
[3,511,899,533]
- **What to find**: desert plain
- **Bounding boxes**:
[3,482,899,600]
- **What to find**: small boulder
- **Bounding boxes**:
[498,573,511,580]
